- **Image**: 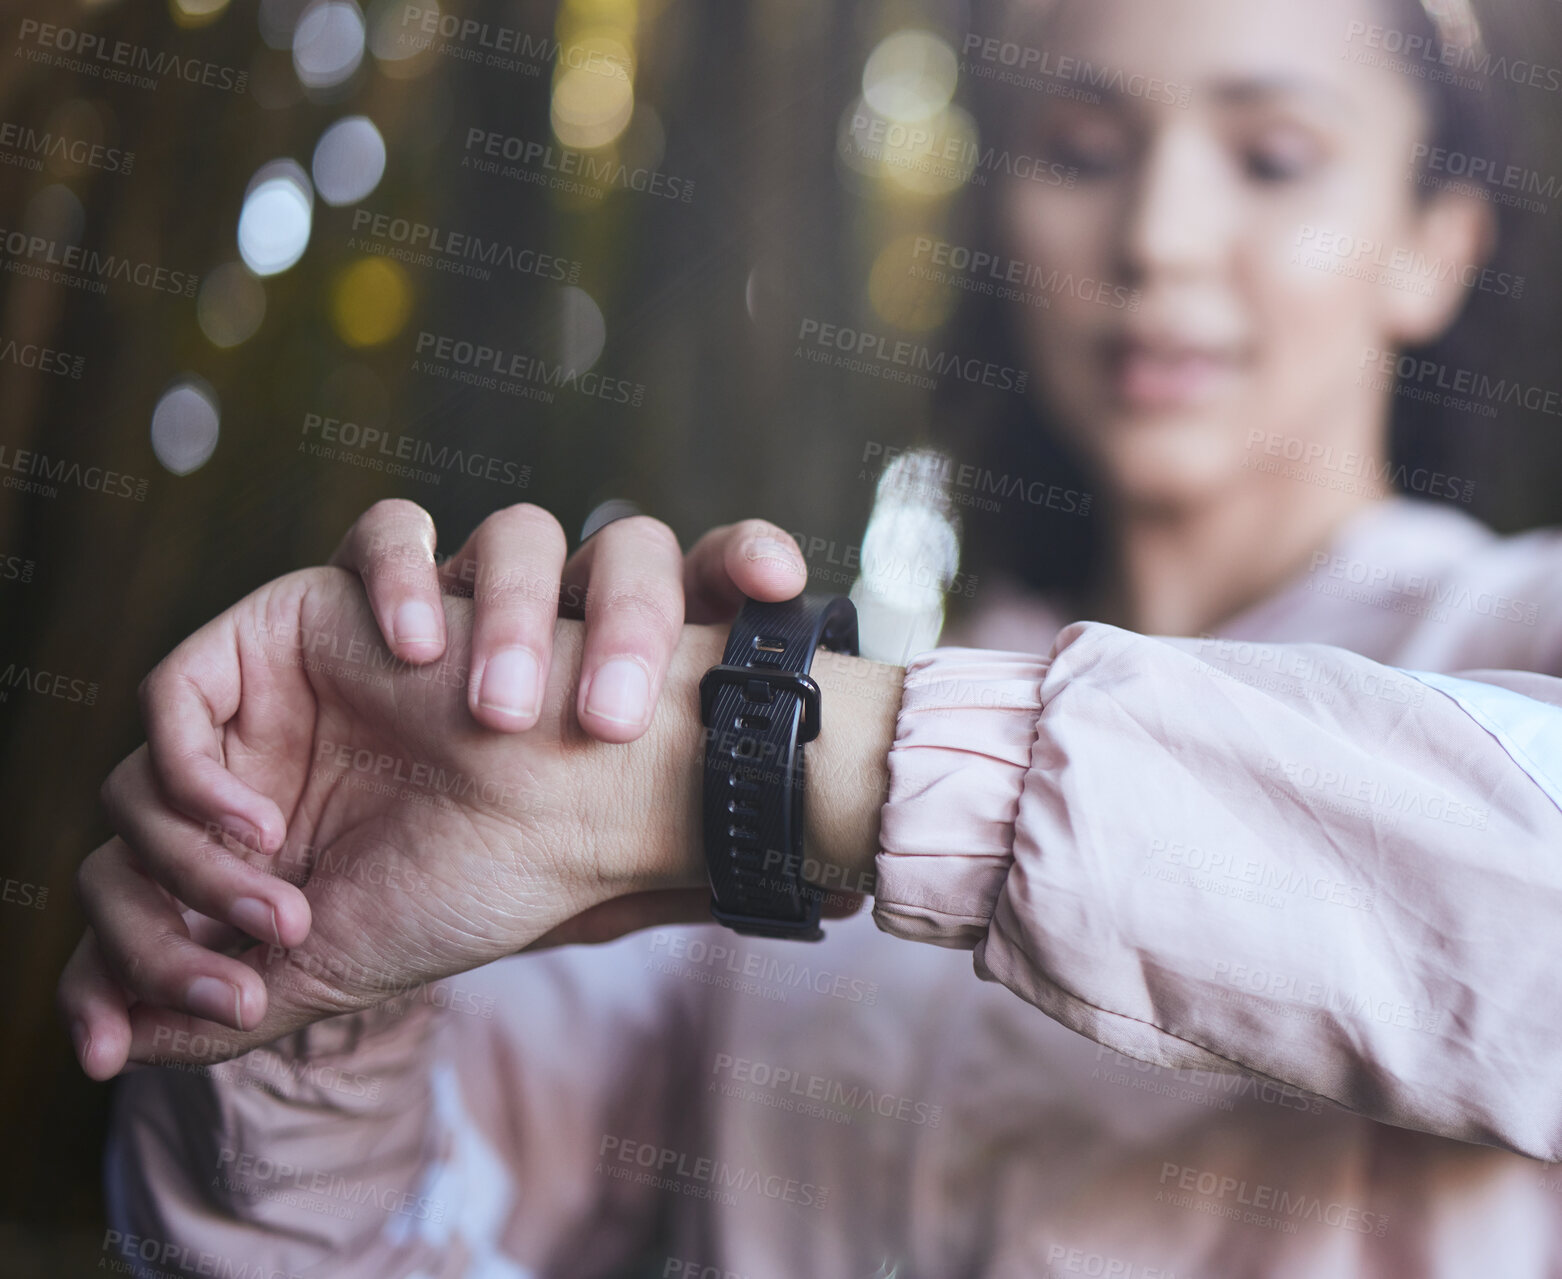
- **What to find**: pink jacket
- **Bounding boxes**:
[107,498,1562,1278]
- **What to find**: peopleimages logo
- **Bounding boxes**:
[845,113,1076,190]
[1360,347,1562,421]
[711,1053,943,1127]
[0,444,150,501]
[1293,225,1523,299]
[348,208,580,285]
[0,227,198,297]
[397,5,629,80]
[462,128,695,202]
[961,31,1192,106]
[0,121,133,175]
[412,331,647,408]
[597,1136,829,1210]
[861,442,1093,517]
[796,318,1029,394]
[1410,143,1561,214]
[1157,1162,1390,1237]
[299,413,533,490]
[909,235,1138,312]
[1344,18,1562,93]
[0,338,84,379]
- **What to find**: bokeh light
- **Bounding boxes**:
[551,66,635,150]
[24,185,86,246]
[197,263,268,348]
[237,160,314,275]
[862,29,958,123]
[557,285,606,376]
[312,116,386,205]
[331,257,411,347]
[838,97,979,199]
[367,0,437,72]
[150,379,222,476]
[293,0,366,89]
[170,0,231,27]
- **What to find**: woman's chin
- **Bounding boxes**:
[1087,425,1252,512]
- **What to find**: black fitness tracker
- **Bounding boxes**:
[699,593,859,941]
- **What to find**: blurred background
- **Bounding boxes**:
[1,0,1560,1272]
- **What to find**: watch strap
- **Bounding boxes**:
[699,593,859,940]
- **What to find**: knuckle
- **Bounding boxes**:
[366,497,433,532]
[473,566,551,613]
[734,518,794,548]
[481,502,565,550]
[361,501,437,567]
[592,582,682,636]
[611,515,682,559]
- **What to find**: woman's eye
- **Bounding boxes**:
[1041,122,1131,179]
[1242,130,1323,184]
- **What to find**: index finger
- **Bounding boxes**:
[140,618,288,856]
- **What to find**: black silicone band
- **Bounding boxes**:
[699,594,859,941]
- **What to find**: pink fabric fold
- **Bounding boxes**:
[872,648,1049,949]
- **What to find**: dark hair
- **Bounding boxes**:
[933,0,1511,616]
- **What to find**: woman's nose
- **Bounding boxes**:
[1120,127,1235,284]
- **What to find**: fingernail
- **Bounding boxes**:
[187,976,244,1031]
[216,817,262,854]
[745,536,804,571]
[478,647,541,720]
[231,897,280,946]
[394,600,442,646]
[585,657,650,726]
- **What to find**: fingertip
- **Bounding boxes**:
[221,796,287,856]
[75,1016,127,1081]
[473,647,543,731]
[272,891,312,949]
[236,977,268,1033]
[215,815,264,853]
[739,562,809,601]
[579,656,653,742]
[253,802,288,855]
[390,599,446,665]
[734,537,808,599]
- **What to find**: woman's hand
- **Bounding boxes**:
[328,499,810,740]
[57,568,732,1081]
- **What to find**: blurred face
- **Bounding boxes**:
[998,0,1472,509]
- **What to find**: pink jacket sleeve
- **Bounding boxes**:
[873,622,1562,1162]
[105,945,698,1279]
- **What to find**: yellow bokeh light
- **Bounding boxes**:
[551,65,635,150]
[555,0,639,46]
[331,257,411,348]
[170,0,230,27]
[867,233,958,332]
[880,105,979,199]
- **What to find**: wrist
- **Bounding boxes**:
[589,618,903,907]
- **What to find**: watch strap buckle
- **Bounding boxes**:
[699,664,823,742]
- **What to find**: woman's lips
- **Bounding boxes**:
[1108,338,1243,411]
